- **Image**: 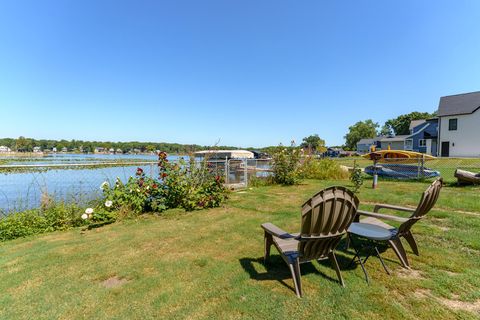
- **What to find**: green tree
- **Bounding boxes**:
[15,136,33,152]
[300,134,326,153]
[344,120,379,150]
[384,111,435,136]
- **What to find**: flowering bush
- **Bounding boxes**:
[158,152,227,211]
[100,168,166,214]
[271,145,303,185]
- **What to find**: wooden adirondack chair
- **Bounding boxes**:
[357,178,443,268]
[262,186,359,297]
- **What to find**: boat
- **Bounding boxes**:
[364,164,440,179]
[362,150,436,164]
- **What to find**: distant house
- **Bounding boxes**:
[94,147,105,153]
[33,146,42,153]
[379,135,411,151]
[109,148,115,154]
[356,137,383,154]
[437,91,480,157]
[0,146,11,153]
[61,147,68,153]
[52,147,57,153]
[324,147,342,157]
[116,148,123,154]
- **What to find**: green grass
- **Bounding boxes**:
[0,179,479,319]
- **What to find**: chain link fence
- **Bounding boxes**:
[331,157,480,183]
[0,159,273,214]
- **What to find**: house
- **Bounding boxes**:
[437,91,480,157]
[356,137,383,154]
[405,118,439,156]
[61,147,68,153]
[324,147,342,157]
[33,146,42,153]
[0,146,11,153]
[379,135,411,151]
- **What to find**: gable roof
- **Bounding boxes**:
[409,119,426,131]
[438,91,480,116]
[357,138,375,145]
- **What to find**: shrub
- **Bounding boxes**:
[350,160,364,193]
[271,146,303,185]
[299,157,350,180]
[100,167,166,215]
[0,202,85,241]
[158,153,227,211]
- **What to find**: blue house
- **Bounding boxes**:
[405,119,438,156]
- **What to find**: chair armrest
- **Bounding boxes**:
[261,223,296,239]
[373,204,416,213]
[357,210,409,223]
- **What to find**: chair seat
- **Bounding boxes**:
[360,217,398,236]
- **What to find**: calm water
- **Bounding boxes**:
[0,154,172,213]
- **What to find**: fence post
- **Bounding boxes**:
[372,159,378,189]
[225,157,229,185]
[244,158,248,188]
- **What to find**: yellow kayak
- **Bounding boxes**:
[362,150,436,163]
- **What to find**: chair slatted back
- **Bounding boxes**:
[399,178,443,234]
[298,187,359,261]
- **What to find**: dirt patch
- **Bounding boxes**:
[438,297,480,313]
[444,270,459,276]
[101,276,129,288]
[413,288,431,299]
[412,288,480,314]
[395,268,425,280]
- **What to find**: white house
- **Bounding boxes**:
[438,91,480,157]
[0,146,11,153]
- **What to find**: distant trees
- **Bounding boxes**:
[383,111,435,136]
[344,120,379,150]
[300,134,326,153]
[0,137,231,154]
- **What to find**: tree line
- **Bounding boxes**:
[0,137,240,154]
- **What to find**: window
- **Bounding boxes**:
[419,139,426,147]
[405,139,413,150]
[449,118,457,131]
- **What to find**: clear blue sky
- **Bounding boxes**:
[1,1,479,147]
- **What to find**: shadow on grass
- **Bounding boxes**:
[239,250,361,295]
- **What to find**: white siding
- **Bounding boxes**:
[439,109,480,157]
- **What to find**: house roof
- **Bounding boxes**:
[357,138,375,145]
[438,91,480,116]
[409,119,426,131]
[380,135,410,142]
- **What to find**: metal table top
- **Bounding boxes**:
[348,222,392,241]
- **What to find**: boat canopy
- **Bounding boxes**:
[194,150,254,159]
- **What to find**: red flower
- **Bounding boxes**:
[152,184,158,189]
[161,173,168,178]
[136,167,144,176]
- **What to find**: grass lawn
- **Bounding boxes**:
[1,179,479,319]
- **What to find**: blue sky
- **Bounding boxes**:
[1,1,479,147]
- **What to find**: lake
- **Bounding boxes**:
[0,154,263,213]
[0,154,169,213]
